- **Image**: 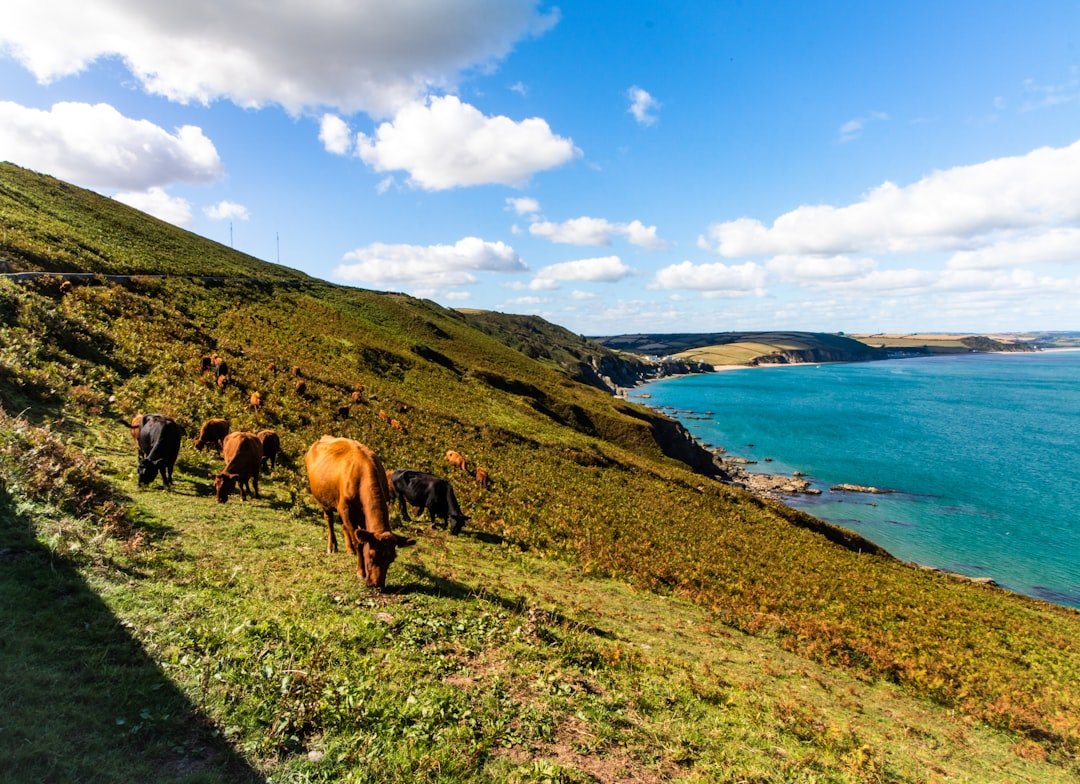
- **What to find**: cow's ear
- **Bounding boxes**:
[355,529,377,545]
[393,534,417,547]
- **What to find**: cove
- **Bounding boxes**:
[633,351,1080,609]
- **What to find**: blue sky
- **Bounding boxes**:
[2,1,1078,335]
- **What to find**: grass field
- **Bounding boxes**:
[2,162,1079,781]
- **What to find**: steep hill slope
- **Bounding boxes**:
[2,163,1079,781]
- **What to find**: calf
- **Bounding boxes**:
[295,380,307,395]
[137,414,182,488]
[194,418,230,451]
[250,391,262,410]
[256,429,281,473]
[390,469,468,535]
[475,466,490,489]
[445,449,468,473]
[214,431,262,503]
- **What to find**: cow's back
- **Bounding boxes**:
[306,437,389,519]
[222,432,262,478]
[139,414,181,462]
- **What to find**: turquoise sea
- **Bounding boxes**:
[633,350,1080,609]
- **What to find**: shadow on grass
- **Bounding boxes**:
[0,486,263,783]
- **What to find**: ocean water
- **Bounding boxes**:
[633,351,1080,608]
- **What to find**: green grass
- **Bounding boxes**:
[2,162,1080,781]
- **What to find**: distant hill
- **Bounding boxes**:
[853,332,1039,354]
[3,162,1079,780]
[593,331,884,365]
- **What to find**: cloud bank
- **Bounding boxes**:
[335,237,526,289]
[0,101,221,191]
[0,0,558,117]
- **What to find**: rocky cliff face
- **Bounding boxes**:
[749,346,882,365]
[577,354,712,394]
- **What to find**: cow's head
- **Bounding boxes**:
[213,472,238,503]
[449,513,469,536]
[137,458,159,486]
[356,529,416,590]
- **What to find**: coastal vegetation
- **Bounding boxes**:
[2,162,1079,781]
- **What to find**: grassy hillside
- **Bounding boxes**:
[852,333,1037,354]
[594,331,883,366]
[2,162,1080,781]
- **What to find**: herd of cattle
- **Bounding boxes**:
[128,409,478,590]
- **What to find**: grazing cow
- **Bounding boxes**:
[295,380,307,396]
[250,391,262,410]
[305,436,416,590]
[445,449,468,474]
[136,414,182,488]
[217,374,229,390]
[337,404,350,419]
[194,418,230,451]
[389,418,404,432]
[351,390,364,403]
[214,431,262,503]
[291,365,302,377]
[377,409,388,422]
[475,466,490,489]
[390,470,469,535]
[268,361,277,373]
[200,356,213,373]
[257,429,281,473]
[213,359,228,379]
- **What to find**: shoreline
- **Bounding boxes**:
[626,372,1030,600]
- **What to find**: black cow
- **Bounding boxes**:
[390,469,468,535]
[136,414,182,488]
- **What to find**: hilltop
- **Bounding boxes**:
[593,330,1038,367]
[2,162,1079,782]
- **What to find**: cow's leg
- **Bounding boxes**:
[338,501,361,557]
[428,507,441,529]
[323,508,338,553]
[252,471,259,499]
[398,496,411,522]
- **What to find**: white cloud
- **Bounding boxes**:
[510,81,528,96]
[703,139,1080,259]
[0,1,559,117]
[530,256,633,289]
[651,260,767,298]
[1021,67,1080,111]
[444,290,472,301]
[946,228,1080,270]
[627,86,660,126]
[113,187,192,226]
[529,215,665,248]
[766,254,877,284]
[838,111,889,142]
[505,295,542,305]
[506,196,540,216]
[319,114,353,155]
[375,176,396,195]
[570,290,597,300]
[334,236,525,288]
[0,100,221,191]
[356,95,578,189]
[203,200,250,221]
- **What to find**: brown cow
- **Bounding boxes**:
[475,466,490,489]
[304,436,415,590]
[389,418,404,432]
[130,413,144,456]
[217,374,229,390]
[351,390,364,404]
[250,391,263,410]
[268,361,277,373]
[256,429,281,473]
[291,365,302,377]
[445,449,468,473]
[214,431,262,503]
[295,380,307,395]
[377,409,389,422]
[194,418,230,451]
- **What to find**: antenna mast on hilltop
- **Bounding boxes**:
[276,232,280,263]
[229,221,233,248]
